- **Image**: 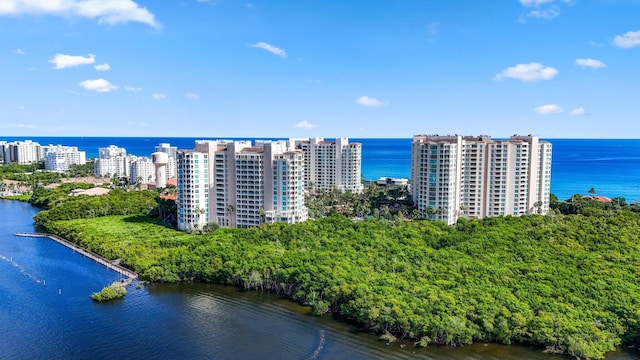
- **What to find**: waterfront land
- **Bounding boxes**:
[3,160,639,359]
[26,186,640,360]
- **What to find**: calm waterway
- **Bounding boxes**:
[0,199,636,360]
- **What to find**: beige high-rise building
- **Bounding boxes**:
[292,137,363,193]
[411,134,552,225]
[177,139,308,230]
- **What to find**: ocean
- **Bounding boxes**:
[3,137,640,202]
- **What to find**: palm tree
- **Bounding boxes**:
[588,188,596,195]
[533,201,543,214]
[194,207,206,229]
[459,205,467,216]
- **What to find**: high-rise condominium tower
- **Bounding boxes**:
[176,150,209,231]
[291,137,363,193]
[177,139,308,231]
[411,134,552,225]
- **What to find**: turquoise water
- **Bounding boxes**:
[4,136,640,201]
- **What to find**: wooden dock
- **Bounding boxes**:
[14,232,138,282]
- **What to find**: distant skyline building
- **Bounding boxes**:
[98,145,126,159]
[1,140,42,164]
[0,141,7,164]
[130,157,155,185]
[95,155,126,178]
[411,134,552,225]
[42,145,86,172]
[94,145,133,179]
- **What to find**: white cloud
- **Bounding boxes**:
[295,120,316,130]
[575,58,606,69]
[250,42,287,58]
[78,78,117,92]
[519,0,569,22]
[0,0,159,28]
[356,96,384,107]
[152,93,166,100]
[613,30,640,48]
[494,62,558,82]
[94,63,110,71]
[185,92,200,100]
[124,85,141,92]
[12,48,25,55]
[49,53,95,69]
[526,6,560,19]
[534,104,563,114]
[570,107,587,116]
[520,0,554,6]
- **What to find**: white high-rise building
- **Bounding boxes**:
[94,154,136,179]
[95,157,118,178]
[130,157,155,184]
[177,139,308,230]
[95,145,127,178]
[291,137,363,193]
[99,145,126,159]
[4,140,42,164]
[42,145,86,172]
[0,141,8,164]
[176,150,209,231]
[411,134,552,225]
[266,146,308,225]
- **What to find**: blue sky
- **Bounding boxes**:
[2,0,639,138]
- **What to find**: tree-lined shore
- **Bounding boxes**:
[28,186,640,360]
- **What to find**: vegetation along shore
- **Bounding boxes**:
[3,162,639,359]
[15,180,635,360]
